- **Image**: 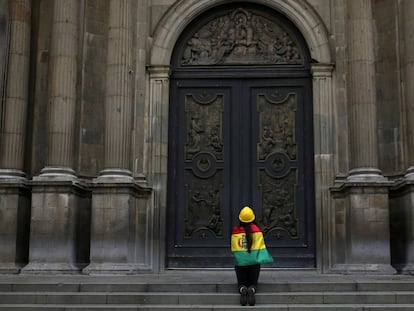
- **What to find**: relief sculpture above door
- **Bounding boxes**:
[181,7,303,66]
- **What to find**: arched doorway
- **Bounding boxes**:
[166,3,315,268]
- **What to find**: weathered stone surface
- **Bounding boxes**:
[0,0,412,274]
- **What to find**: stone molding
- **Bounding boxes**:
[151,0,331,65]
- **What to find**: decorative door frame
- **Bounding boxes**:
[146,0,334,273]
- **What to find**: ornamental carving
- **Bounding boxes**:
[181,8,303,66]
[257,93,297,160]
[183,91,224,239]
[184,171,223,238]
[185,93,224,160]
[259,169,298,238]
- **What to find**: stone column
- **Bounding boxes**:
[311,63,335,273]
[39,0,79,177]
[99,0,133,179]
[331,0,394,274]
[389,0,414,273]
[346,0,383,180]
[84,0,151,274]
[0,0,30,179]
[0,0,31,273]
[23,0,91,274]
[402,0,414,178]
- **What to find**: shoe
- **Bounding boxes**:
[247,286,256,306]
[239,285,248,306]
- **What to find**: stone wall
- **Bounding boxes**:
[0,0,413,274]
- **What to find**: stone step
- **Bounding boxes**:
[1,272,414,310]
[1,291,414,305]
[0,304,414,311]
[2,281,414,293]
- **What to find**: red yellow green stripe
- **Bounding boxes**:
[231,224,274,266]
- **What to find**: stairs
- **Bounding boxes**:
[1,271,414,310]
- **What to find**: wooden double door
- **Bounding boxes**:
[167,76,315,268]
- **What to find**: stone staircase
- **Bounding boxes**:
[0,271,414,310]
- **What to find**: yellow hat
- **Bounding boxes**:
[239,206,255,223]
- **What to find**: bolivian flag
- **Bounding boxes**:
[231,224,274,266]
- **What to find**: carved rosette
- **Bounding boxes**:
[181,8,303,66]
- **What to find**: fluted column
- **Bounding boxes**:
[403,0,414,179]
[99,0,133,179]
[0,0,31,178]
[0,0,32,273]
[40,0,78,177]
[346,0,384,181]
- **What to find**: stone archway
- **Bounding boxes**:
[147,0,334,272]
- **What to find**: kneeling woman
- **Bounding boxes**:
[231,206,273,306]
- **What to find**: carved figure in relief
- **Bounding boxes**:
[180,8,303,65]
[185,191,205,236]
[228,9,255,57]
[208,124,223,157]
[259,126,276,159]
[185,189,224,237]
[207,189,223,235]
[259,103,297,160]
[261,184,297,237]
[187,115,203,154]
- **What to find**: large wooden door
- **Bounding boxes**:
[166,3,315,268]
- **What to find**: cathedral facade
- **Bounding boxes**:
[0,0,413,274]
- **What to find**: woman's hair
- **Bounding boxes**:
[240,221,255,253]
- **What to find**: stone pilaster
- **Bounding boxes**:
[0,0,31,273]
[331,0,394,274]
[146,65,170,272]
[23,0,90,274]
[85,0,152,274]
[389,0,414,273]
[311,63,335,273]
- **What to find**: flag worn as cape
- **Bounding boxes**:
[231,223,274,266]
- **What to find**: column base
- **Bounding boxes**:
[88,180,152,274]
[389,178,414,273]
[36,166,77,180]
[0,180,31,274]
[0,263,24,274]
[97,168,133,182]
[27,177,91,274]
[83,263,152,275]
[347,168,388,183]
[404,166,414,181]
[21,262,82,274]
[0,169,26,179]
[331,178,394,274]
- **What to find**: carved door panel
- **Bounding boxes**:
[167,78,315,268]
